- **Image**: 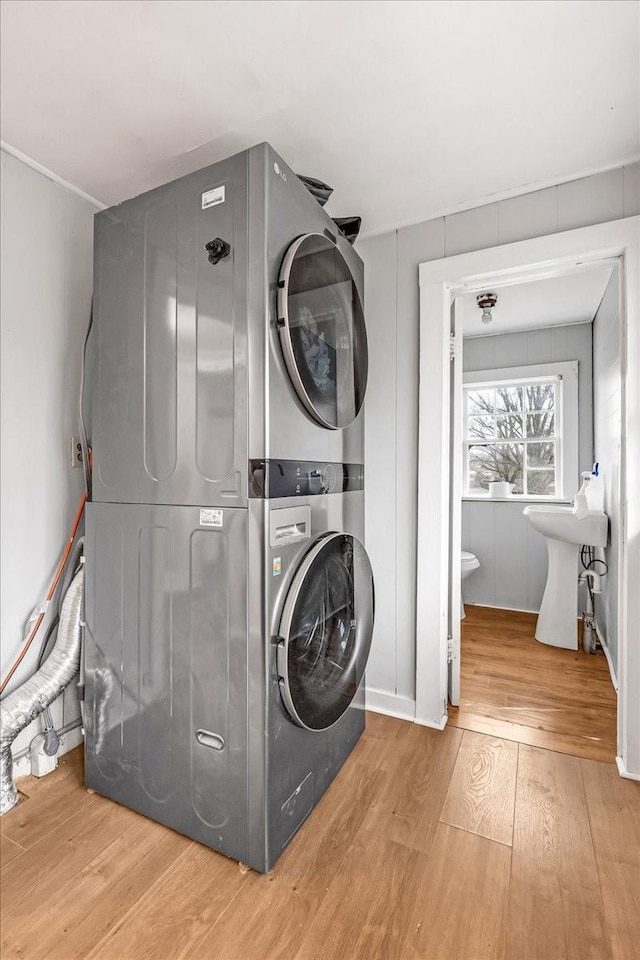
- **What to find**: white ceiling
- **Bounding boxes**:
[462,262,614,337]
[1,1,638,235]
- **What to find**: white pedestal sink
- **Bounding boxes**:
[523,505,608,649]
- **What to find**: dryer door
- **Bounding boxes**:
[277,234,368,429]
[277,533,374,731]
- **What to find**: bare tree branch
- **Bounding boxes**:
[467,382,557,494]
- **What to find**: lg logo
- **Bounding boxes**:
[273,161,287,182]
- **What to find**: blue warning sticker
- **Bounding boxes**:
[272,557,282,576]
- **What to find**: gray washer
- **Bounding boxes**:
[84,491,373,871]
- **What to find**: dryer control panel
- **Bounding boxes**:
[249,459,364,498]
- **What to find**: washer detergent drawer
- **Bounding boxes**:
[269,505,311,547]
[84,502,250,863]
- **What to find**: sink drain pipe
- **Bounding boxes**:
[579,568,602,654]
[0,566,84,816]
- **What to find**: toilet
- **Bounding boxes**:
[460,550,480,618]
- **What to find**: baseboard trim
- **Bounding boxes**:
[365,689,416,722]
[365,689,451,730]
[596,625,619,693]
[11,720,83,780]
[414,713,448,731]
[465,602,539,615]
[616,756,640,781]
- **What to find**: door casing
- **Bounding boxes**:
[415,216,640,780]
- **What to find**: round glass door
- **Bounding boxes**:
[277,533,374,731]
[277,233,368,429]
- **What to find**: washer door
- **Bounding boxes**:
[277,233,368,429]
[277,533,374,731]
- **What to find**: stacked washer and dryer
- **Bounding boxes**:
[84,143,374,872]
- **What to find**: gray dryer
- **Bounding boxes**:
[90,141,368,503]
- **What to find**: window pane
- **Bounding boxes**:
[526,412,555,437]
[468,443,524,493]
[495,415,524,439]
[468,416,496,441]
[527,469,556,496]
[495,386,523,413]
[527,442,555,468]
[525,383,555,412]
[467,389,494,415]
[465,373,564,498]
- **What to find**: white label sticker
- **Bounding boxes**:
[200,508,223,527]
[202,186,225,209]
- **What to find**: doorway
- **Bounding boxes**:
[415,216,640,779]
[447,261,620,762]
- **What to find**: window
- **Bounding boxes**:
[463,362,579,499]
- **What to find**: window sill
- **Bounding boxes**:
[462,496,573,504]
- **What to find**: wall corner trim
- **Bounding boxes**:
[359,154,640,242]
[413,713,448,731]
[1,141,105,210]
[616,756,640,781]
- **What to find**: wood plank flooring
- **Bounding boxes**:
[581,759,640,960]
[440,731,517,845]
[449,604,618,762]
[508,746,612,960]
[2,715,638,960]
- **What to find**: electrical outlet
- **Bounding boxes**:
[71,436,83,468]
[30,733,59,777]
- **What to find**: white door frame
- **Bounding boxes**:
[447,297,464,706]
[415,216,640,779]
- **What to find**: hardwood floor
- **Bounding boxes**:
[2,716,638,960]
[448,604,618,763]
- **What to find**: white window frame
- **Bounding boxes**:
[463,361,579,501]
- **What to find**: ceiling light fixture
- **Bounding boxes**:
[477,291,498,324]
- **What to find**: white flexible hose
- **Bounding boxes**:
[0,568,84,815]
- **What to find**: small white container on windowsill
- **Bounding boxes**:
[488,481,513,498]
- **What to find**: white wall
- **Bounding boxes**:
[359,162,640,709]
[461,323,593,613]
[461,501,547,612]
[0,151,97,760]
[593,267,622,680]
